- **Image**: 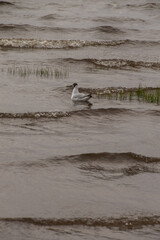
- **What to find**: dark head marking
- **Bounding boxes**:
[72,83,78,88]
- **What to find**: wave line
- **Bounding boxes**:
[1,216,160,229]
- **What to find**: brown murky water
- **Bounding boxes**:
[0,0,160,239]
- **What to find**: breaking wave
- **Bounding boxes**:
[49,152,160,164]
[0,111,70,119]
[0,108,160,120]
[0,1,14,5]
[91,59,160,69]
[64,58,160,70]
[1,215,160,229]
[0,38,160,49]
[127,3,160,9]
[0,38,127,49]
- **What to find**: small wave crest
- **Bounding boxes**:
[1,216,160,229]
[1,107,160,120]
[0,1,14,5]
[0,24,30,31]
[52,152,160,164]
[40,14,60,20]
[62,58,160,70]
[146,110,160,116]
[127,3,160,9]
[0,109,125,119]
[91,59,160,70]
[0,38,159,49]
[94,16,145,23]
[3,152,159,179]
[92,25,124,34]
[0,38,128,49]
[0,109,133,120]
[0,111,70,119]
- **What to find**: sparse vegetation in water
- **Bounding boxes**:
[95,85,160,105]
[5,65,69,79]
[2,65,160,105]
[135,85,160,104]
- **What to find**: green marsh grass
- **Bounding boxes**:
[95,85,160,105]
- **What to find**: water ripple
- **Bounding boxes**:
[1,215,160,229]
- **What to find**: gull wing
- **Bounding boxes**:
[72,92,92,101]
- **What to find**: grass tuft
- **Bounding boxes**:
[94,85,160,105]
[6,65,69,79]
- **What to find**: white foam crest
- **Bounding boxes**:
[0,38,127,49]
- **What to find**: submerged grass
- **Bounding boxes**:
[1,65,160,105]
[95,85,160,105]
[5,66,69,79]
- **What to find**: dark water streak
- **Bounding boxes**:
[0,1,13,5]
[49,152,160,164]
[1,215,160,230]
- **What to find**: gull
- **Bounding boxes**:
[71,83,92,102]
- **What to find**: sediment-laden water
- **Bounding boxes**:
[0,0,160,239]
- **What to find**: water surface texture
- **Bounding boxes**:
[0,0,160,239]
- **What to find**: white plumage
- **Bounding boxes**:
[71,83,92,102]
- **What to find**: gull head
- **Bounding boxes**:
[72,83,78,88]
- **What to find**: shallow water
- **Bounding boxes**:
[0,0,160,239]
